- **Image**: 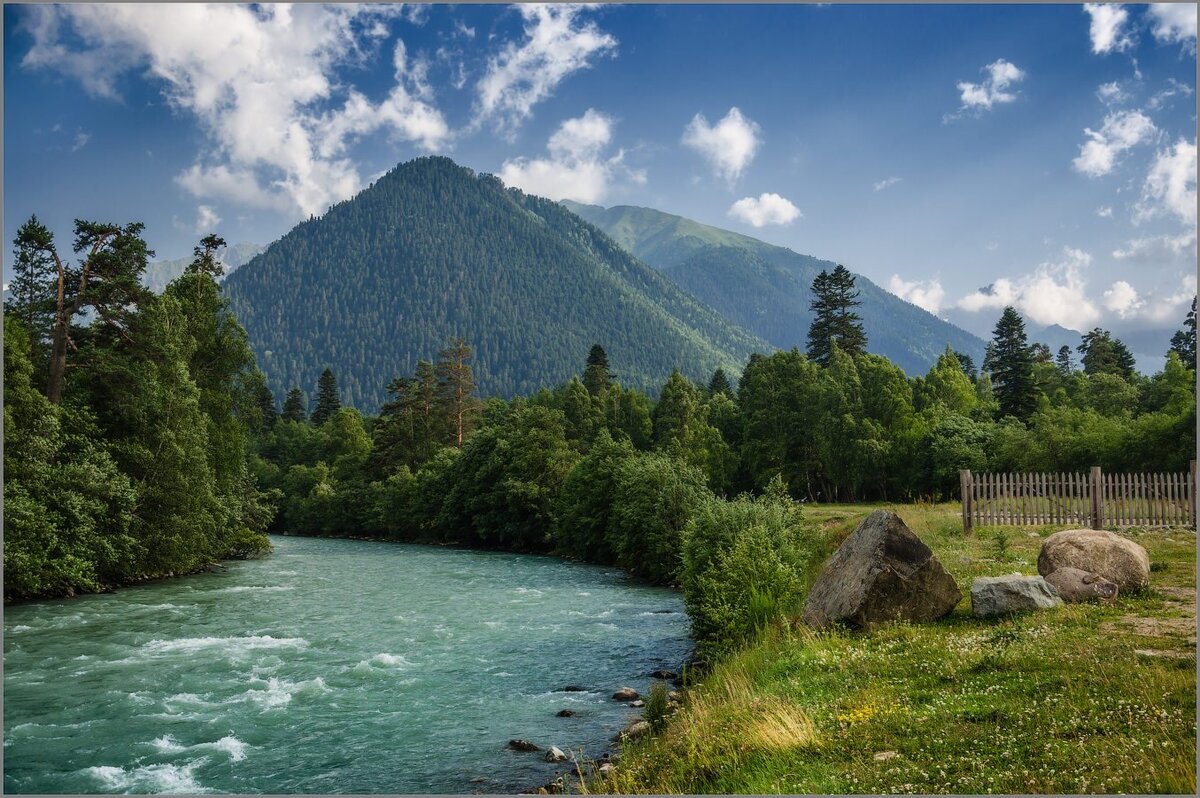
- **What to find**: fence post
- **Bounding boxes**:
[1090,466,1103,530]
[1191,460,1197,529]
[960,469,973,535]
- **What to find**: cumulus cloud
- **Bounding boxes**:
[1102,280,1144,317]
[1147,3,1197,47]
[1095,81,1129,105]
[194,204,221,234]
[498,108,643,203]
[1083,3,1135,54]
[950,59,1025,117]
[1072,109,1157,177]
[682,107,761,183]
[1136,138,1198,226]
[887,275,945,315]
[1113,230,1198,262]
[955,247,1101,330]
[873,176,902,192]
[727,193,801,228]
[20,4,450,219]
[476,5,616,134]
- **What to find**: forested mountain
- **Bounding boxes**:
[222,157,766,410]
[564,201,987,375]
[141,242,263,293]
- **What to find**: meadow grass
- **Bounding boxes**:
[597,502,1197,795]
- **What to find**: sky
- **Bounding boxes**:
[4,3,1197,353]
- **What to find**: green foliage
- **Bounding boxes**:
[556,429,637,563]
[310,367,341,426]
[281,388,307,422]
[807,265,866,365]
[644,681,671,733]
[1168,298,1196,367]
[1078,327,1137,381]
[988,306,1037,420]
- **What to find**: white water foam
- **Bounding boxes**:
[150,734,248,762]
[9,624,32,632]
[140,635,308,657]
[233,676,330,710]
[210,585,293,594]
[85,761,208,794]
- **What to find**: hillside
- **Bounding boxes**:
[564,201,987,374]
[222,157,768,410]
[142,242,263,293]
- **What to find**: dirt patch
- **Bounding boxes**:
[1100,586,1198,646]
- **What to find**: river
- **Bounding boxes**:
[3,535,692,794]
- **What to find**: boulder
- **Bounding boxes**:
[597,763,616,777]
[802,510,962,629]
[648,669,677,679]
[544,746,567,763]
[559,685,586,693]
[971,574,1062,618]
[1037,529,1150,593]
[508,739,540,752]
[629,699,645,708]
[612,687,639,701]
[555,709,576,718]
[623,720,650,740]
[1043,567,1118,603]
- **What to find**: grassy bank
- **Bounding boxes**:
[597,502,1197,795]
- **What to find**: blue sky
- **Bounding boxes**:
[4,3,1196,350]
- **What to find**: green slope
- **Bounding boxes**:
[564,201,986,374]
[223,157,768,410]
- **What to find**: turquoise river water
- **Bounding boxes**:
[3,535,691,793]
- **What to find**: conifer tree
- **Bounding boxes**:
[989,306,1037,420]
[1169,297,1196,367]
[187,233,226,278]
[807,264,866,365]
[1031,342,1052,363]
[1078,328,1136,381]
[256,382,277,428]
[953,351,977,381]
[281,388,307,422]
[708,367,733,397]
[1055,345,1074,376]
[310,368,341,426]
[436,337,481,447]
[5,216,58,371]
[582,343,612,396]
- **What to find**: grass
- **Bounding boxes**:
[595,502,1197,795]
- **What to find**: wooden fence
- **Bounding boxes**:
[960,461,1196,533]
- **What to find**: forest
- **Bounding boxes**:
[4,213,1196,659]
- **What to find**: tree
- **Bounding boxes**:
[187,234,227,278]
[708,367,733,397]
[1055,345,1074,376]
[310,368,341,426]
[582,343,612,396]
[1078,328,1136,381]
[255,382,277,429]
[806,264,866,365]
[1169,297,1196,367]
[989,307,1037,420]
[1030,342,1052,363]
[16,218,154,403]
[436,337,481,447]
[281,388,307,422]
[5,216,57,369]
[953,351,977,382]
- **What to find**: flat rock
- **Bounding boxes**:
[555,709,576,717]
[612,687,639,701]
[1037,529,1150,593]
[508,739,540,752]
[1043,566,1118,603]
[628,699,645,708]
[971,574,1062,618]
[802,510,962,629]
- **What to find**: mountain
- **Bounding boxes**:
[222,157,768,410]
[142,242,264,293]
[563,201,987,375]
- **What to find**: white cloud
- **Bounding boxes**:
[727,193,801,228]
[1113,230,1198,262]
[873,176,902,192]
[1095,81,1129,105]
[21,4,450,219]
[1096,206,1114,218]
[887,275,945,315]
[1136,139,1197,226]
[1147,3,1197,47]
[70,130,90,152]
[955,247,1101,330]
[1147,78,1194,110]
[1102,280,1144,317]
[498,108,642,203]
[194,204,221,234]
[682,107,761,183]
[1072,109,1157,177]
[951,59,1025,117]
[1083,4,1135,54]
[476,5,616,134]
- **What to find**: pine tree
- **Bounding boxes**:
[1078,328,1136,380]
[4,216,58,371]
[1169,297,1196,367]
[953,351,977,381]
[582,343,612,396]
[310,368,341,426]
[436,337,481,447]
[989,306,1037,420]
[708,367,733,397]
[1055,345,1074,376]
[807,264,866,365]
[256,382,277,428]
[281,388,307,422]
[187,234,226,278]
[1031,342,1052,363]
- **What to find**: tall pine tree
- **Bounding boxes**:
[807,264,866,365]
[989,306,1037,420]
[1055,345,1074,376]
[1078,328,1136,380]
[5,216,57,372]
[436,337,481,447]
[310,368,341,426]
[1169,297,1196,367]
[187,234,227,278]
[708,367,733,397]
[583,343,612,396]
[280,387,307,422]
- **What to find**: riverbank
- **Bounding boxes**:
[591,502,1197,794]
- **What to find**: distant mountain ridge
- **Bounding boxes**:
[222,157,768,410]
[564,201,987,374]
[142,242,264,293]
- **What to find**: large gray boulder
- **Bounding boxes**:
[1043,566,1118,603]
[1037,529,1150,593]
[971,574,1063,618]
[802,510,962,629]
